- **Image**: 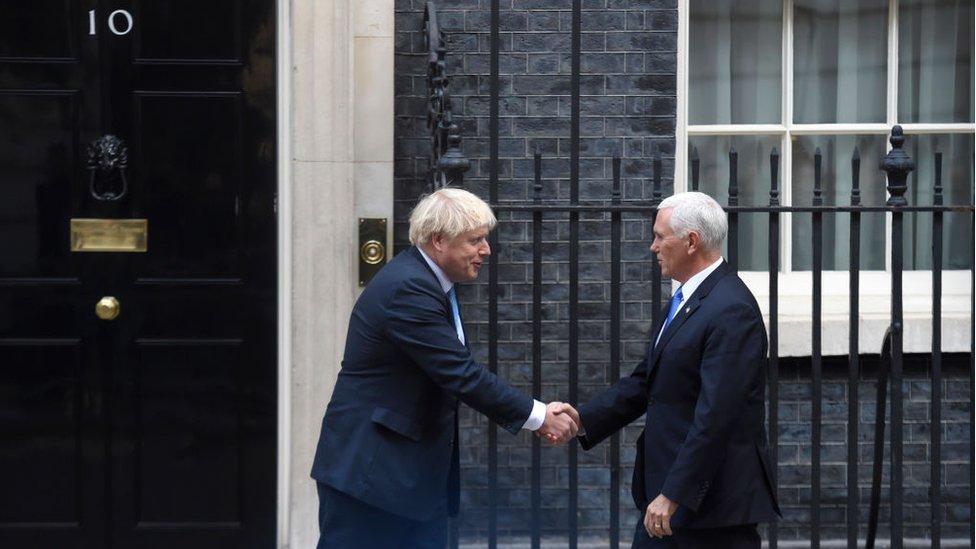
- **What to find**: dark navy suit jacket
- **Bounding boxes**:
[578,261,780,528]
[310,247,533,521]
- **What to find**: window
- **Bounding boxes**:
[676,0,974,273]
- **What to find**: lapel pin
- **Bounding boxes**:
[685,307,690,313]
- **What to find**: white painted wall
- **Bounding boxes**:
[278,0,394,546]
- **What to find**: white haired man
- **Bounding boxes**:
[564,192,781,548]
[310,188,578,548]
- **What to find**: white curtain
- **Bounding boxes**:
[689,0,782,125]
[899,0,974,123]
[791,135,887,270]
[793,0,888,123]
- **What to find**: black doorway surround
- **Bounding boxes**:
[0,2,277,548]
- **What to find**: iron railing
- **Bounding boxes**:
[421,3,976,548]
[424,2,468,191]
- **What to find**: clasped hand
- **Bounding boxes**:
[535,402,580,446]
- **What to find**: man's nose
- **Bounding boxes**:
[482,241,491,256]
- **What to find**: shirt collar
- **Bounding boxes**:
[417,247,454,294]
[676,256,724,303]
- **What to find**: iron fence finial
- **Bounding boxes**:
[437,126,470,184]
[813,147,823,206]
[881,125,915,207]
[769,147,780,207]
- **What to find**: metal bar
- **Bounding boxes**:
[651,157,663,330]
[531,153,543,549]
[890,211,905,549]
[490,205,973,214]
[768,148,781,549]
[728,148,739,272]
[686,122,976,135]
[488,2,500,545]
[867,330,893,549]
[690,147,700,192]
[811,148,823,549]
[609,157,622,549]
[487,226,499,549]
[970,209,975,549]
[847,148,861,549]
[882,126,913,549]
[569,1,581,545]
[931,152,943,549]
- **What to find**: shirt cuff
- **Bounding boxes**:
[521,400,547,431]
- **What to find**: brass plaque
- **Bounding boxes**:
[359,218,388,287]
[71,218,148,253]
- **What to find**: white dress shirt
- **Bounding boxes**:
[418,247,547,431]
[655,256,725,346]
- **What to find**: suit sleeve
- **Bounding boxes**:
[383,278,533,435]
[576,354,651,450]
[660,302,765,512]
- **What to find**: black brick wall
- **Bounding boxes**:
[393,0,972,543]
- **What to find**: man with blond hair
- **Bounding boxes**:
[311,188,578,548]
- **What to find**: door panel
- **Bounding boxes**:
[0,341,84,523]
[0,0,77,59]
[133,341,243,524]
[0,91,78,279]
[133,0,241,62]
[134,92,244,278]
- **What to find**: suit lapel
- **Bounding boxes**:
[646,261,732,379]
[648,297,702,368]
[410,246,457,322]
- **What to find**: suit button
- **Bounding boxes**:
[648,397,655,405]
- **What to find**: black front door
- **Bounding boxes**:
[0,2,277,548]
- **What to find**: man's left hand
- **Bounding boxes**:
[643,493,678,538]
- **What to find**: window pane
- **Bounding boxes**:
[688,135,780,271]
[689,0,782,125]
[791,135,887,271]
[903,133,974,270]
[898,0,975,123]
[793,0,888,123]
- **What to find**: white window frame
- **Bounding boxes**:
[675,0,975,357]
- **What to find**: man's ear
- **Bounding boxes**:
[686,231,702,255]
[429,232,445,253]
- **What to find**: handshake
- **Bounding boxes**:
[535,402,581,446]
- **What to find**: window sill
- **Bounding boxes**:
[734,270,972,357]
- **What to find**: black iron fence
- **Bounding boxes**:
[422,3,976,548]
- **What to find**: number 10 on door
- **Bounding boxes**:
[89,9,134,36]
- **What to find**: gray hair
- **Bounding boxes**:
[657,192,728,251]
[409,188,497,245]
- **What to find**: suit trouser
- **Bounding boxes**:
[316,483,448,549]
[632,520,760,549]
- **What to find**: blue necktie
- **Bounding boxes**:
[656,286,684,346]
[447,287,465,345]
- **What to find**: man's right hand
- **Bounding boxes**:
[536,402,580,445]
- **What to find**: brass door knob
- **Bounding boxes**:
[95,296,120,320]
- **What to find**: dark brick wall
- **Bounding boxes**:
[771,355,973,542]
[393,0,972,543]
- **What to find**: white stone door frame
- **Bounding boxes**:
[276,0,395,546]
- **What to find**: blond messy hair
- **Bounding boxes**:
[408,188,497,245]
